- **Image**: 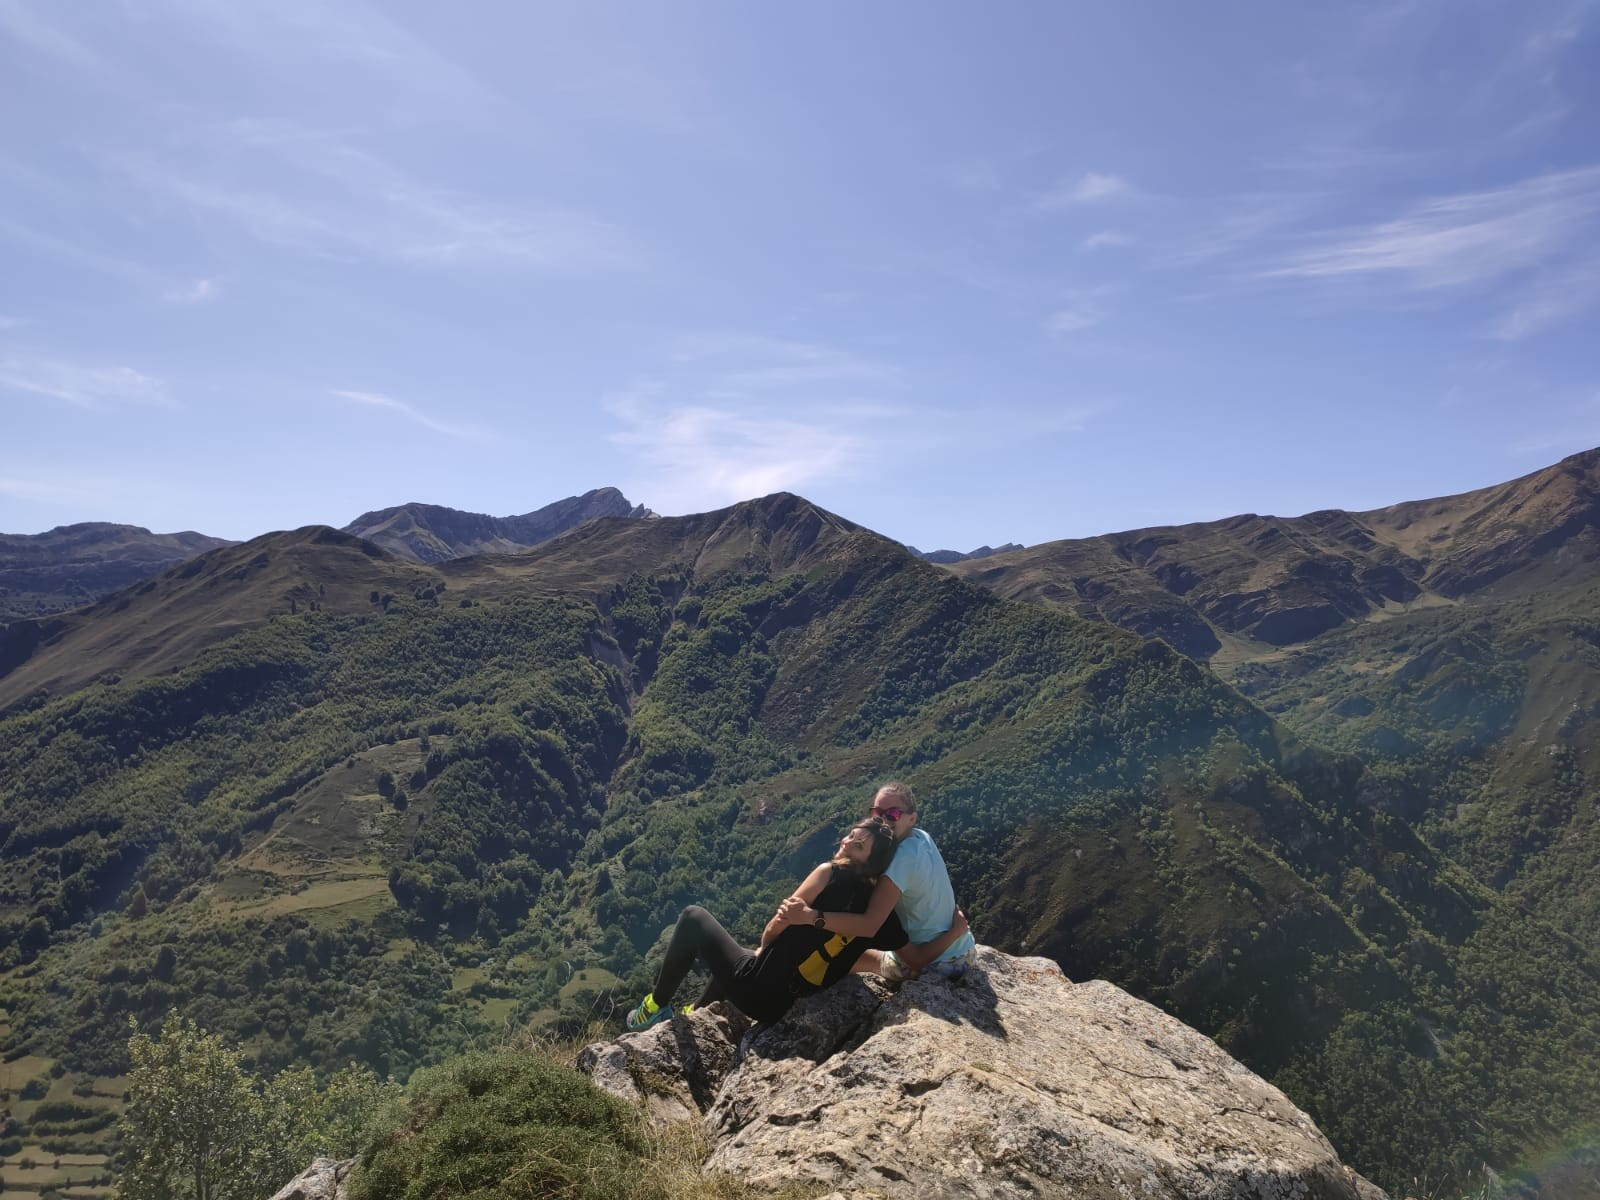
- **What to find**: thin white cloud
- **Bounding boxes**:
[1082,231,1132,252]
[608,391,874,515]
[0,354,171,409]
[114,121,636,273]
[1262,167,1600,291]
[666,332,899,390]
[332,389,485,441]
[1492,254,1600,339]
[0,474,91,503]
[1510,401,1600,455]
[1044,299,1104,336]
[165,277,217,304]
[1035,172,1135,211]
[0,315,22,330]
[0,0,104,72]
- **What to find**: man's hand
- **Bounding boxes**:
[952,908,969,937]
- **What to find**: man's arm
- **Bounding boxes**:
[777,874,902,939]
[893,908,970,971]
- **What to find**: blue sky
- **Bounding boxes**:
[3,2,1597,550]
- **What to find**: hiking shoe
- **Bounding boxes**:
[625,994,672,1032]
[679,1003,697,1018]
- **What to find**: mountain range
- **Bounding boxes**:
[0,488,655,621]
[2,452,1598,1198]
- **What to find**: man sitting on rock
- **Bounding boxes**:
[778,780,976,982]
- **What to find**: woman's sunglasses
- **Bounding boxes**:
[871,805,909,822]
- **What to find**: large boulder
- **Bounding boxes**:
[580,947,1386,1200]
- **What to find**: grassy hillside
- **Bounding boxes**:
[2,496,1597,1196]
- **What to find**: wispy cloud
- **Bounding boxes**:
[1044,295,1106,336]
[1262,167,1600,290]
[0,353,171,409]
[1035,172,1135,211]
[0,0,105,72]
[165,277,217,304]
[605,330,911,513]
[0,473,93,503]
[1082,231,1132,252]
[331,389,485,441]
[115,121,636,272]
[0,315,22,330]
[608,387,880,515]
[1510,392,1600,455]
[666,332,898,390]
[1492,254,1600,339]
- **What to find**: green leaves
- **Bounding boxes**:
[120,1014,399,1200]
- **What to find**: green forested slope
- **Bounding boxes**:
[1,496,1596,1195]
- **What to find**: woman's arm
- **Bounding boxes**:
[893,908,970,971]
[779,874,902,939]
[761,862,832,949]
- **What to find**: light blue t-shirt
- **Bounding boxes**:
[884,827,975,965]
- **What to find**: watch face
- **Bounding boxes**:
[814,913,826,928]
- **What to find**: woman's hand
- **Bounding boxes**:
[775,895,811,927]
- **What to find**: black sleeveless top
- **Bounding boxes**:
[745,866,909,1001]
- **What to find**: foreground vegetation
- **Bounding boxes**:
[110,1016,809,1200]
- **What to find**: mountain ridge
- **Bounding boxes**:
[0,522,236,621]
[342,487,652,563]
[948,446,1600,656]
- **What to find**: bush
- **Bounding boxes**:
[350,1050,650,1200]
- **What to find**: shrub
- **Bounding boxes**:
[350,1050,649,1200]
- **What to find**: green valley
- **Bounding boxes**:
[1,488,1597,1198]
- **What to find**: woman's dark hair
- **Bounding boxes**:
[834,816,897,879]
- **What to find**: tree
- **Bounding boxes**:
[120,1015,263,1200]
[120,1016,400,1200]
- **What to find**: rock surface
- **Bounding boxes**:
[267,1156,355,1200]
[581,946,1386,1200]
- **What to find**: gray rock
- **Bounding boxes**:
[578,999,753,1126]
[579,947,1386,1200]
[267,1156,355,1200]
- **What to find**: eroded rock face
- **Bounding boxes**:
[580,947,1386,1200]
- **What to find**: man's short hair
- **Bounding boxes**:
[875,780,916,811]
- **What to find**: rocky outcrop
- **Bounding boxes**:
[579,947,1386,1200]
[267,1156,354,1200]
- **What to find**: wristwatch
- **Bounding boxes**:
[812,911,827,929]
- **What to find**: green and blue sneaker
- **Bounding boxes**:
[625,993,672,1031]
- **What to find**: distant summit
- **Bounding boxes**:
[0,522,235,620]
[910,541,1024,564]
[342,487,653,563]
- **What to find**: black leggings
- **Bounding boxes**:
[653,905,789,1022]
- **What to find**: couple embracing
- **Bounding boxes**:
[626,781,975,1031]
